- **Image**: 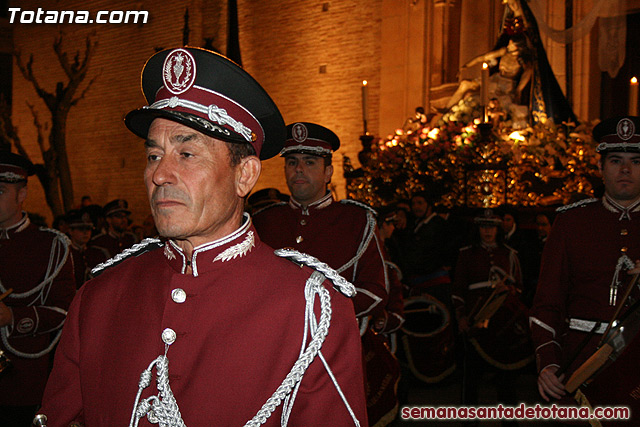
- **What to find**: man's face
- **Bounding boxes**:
[284,153,332,206]
[144,119,254,247]
[479,225,498,244]
[502,214,515,232]
[0,182,26,229]
[599,152,640,206]
[107,212,129,233]
[411,196,428,218]
[69,226,92,246]
[536,214,551,239]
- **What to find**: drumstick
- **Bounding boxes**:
[0,288,13,302]
[565,343,614,393]
[556,321,601,378]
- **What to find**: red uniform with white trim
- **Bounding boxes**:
[0,214,75,406]
[253,194,388,320]
[39,220,367,426]
[530,197,640,382]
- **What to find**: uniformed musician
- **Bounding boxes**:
[531,116,640,403]
[90,199,138,257]
[252,122,388,323]
[36,48,367,427]
[251,122,388,425]
[0,151,75,427]
[66,209,109,288]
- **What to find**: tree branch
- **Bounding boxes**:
[26,101,48,155]
[70,71,100,107]
[14,50,56,108]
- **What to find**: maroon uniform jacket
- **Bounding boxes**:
[452,243,522,316]
[90,229,138,258]
[0,214,75,406]
[253,194,388,320]
[39,217,367,426]
[69,244,109,288]
[530,197,640,381]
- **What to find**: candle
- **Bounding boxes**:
[362,80,368,134]
[481,62,489,122]
[630,77,638,116]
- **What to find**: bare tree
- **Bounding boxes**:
[12,32,98,217]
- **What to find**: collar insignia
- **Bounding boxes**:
[164,244,177,260]
[213,231,255,262]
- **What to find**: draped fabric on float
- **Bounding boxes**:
[493,0,578,126]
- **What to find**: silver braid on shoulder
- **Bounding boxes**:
[274,248,356,297]
[91,238,162,275]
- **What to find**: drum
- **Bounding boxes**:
[362,328,400,427]
[398,295,456,383]
[467,290,534,370]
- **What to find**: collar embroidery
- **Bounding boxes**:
[213,231,255,262]
[164,244,177,260]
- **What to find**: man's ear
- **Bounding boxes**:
[324,164,334,184]
[17,185,28,205]
[236,156,262,198]
[598,156,604,174]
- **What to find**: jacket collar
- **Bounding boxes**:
[603,194,640,220]
[162,212,257,276]
[0,212,30,240]
[289,191,334,215]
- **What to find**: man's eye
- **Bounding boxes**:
[181,152,194,158]
[147,154,160,161]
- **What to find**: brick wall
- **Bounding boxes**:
[9,0,382,226]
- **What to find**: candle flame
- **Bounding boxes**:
[362,80,368,86]
[482,62,489,70]
[632,77,638,84]
[509,131,525,142]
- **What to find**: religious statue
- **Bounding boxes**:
[439,0,577,128]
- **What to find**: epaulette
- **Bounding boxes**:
[340,199,377,216]
[251,201,288,217]
[274,248,356,298]
[41,226,71,247]
[91,238,163,277]
[556,198,599,213]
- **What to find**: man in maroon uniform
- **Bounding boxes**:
[66,209,108,288]
[252,122,387,425]
[253,122,387,323]
[0,151,75,427]
[36,48,367,427]
[531,116,640,404]
[90,199,138,257]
